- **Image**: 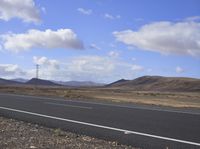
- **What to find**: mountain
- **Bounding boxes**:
[25,78,60,86]
[107,76,200,92]
[10,78,28,83]
[53,80,105,87]
[107,79,129,87]
[1,77,104,87]
[0,78,22,85]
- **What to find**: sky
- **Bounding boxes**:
[0,0,200,83]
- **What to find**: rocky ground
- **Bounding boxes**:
[0,116,137,149]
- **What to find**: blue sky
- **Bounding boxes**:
[0,0,200,83]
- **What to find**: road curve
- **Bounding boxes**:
[0,93,200,149]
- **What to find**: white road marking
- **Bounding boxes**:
[0,93,200,115]
[0,106,200,146]
[44,102,92,109]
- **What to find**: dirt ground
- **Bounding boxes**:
[0,85,200,108]
[0,116,136,149]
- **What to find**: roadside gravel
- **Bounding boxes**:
[0,117,137,149]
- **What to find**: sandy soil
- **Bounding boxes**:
[0,85,200,108]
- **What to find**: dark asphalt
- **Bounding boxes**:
[0,93,200,149]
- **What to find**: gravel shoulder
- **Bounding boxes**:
[0,116,136,149]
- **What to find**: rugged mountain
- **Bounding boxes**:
[10,78,28,83]
[1,77,104,87]
[107,79,129,87]
[107,76,200,92]
[0,78,22,85]
[53,80,105,87]
[25,78,60,86]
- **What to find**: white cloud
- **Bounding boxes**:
[41,7,46,14]
[1,29,84,53]
[0,64,25,78]
[0,56,144,82]
[31,56,115,81]
[108,51,119,58]
[104,13,120,20]
[0,45,2,51]
[185,16,200,22]
[32,56,138,81]
[29,56,60,79]
[104,13,113,19]
[63,56,143,82]
[0,0,40,23]
[89,43,101,50]
[176,66,184,73]
[66,56,115,76]
[33,56,59,69]
[113,21,200,56]
[131,65,143,71]
[77,8,92,15]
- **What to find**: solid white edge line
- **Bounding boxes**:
[0,106,200,146]
[1,93,200,115]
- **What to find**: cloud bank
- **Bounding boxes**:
[176,66,184,73]
[1,29,84,53]
[113,21,200,56]
[55,56,143,82]
[77,8,92,15]
[89,43,101,50]
[0,56,144,83]
[0,64,25,77]
[0,0,40,23]
[33,56,59,69]
[104,13,120,20]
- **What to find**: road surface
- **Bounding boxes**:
[0,93,200,149]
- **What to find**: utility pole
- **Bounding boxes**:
[36,64,39,79]
[35,64,39,91]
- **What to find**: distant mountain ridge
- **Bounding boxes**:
[0,78,104,87]
[1,76,200,91]
[25,78,60,86]
[10,78,28,83]
[107,76,200,92]
[53,80,104,87]
[107,79,129,86]
[0,78,22,85]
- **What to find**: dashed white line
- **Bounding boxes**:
[0,106,200,147]
[44,102,92,109]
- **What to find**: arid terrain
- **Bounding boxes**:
[0,85,200,108]
[1,76,200,149]
[1,76,200,108]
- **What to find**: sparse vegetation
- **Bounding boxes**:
[0,85,200,108]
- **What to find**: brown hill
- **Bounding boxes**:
[107,76,200,92]
[0,78,22,85]
[26,78,60,86]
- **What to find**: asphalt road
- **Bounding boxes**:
[0,93,200,149]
